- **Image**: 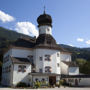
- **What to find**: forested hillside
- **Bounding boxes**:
[60,44,90,61]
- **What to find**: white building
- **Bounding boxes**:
[1,11,79,87]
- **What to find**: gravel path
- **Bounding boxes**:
[0,87,90,90]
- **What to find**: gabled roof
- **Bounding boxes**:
[11,57,31,64]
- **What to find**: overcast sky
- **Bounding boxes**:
[0,0,90,48]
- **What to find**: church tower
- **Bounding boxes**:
[37,11,52,35]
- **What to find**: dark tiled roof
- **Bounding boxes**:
[36,34,66,51]
[12,37,36,48]
[36,34,56,45]
[62,61,78,67]
[61,74,90,78]
[11,57,31,64]
[11,35,70,52]
[37,13,52,27]
[29,72,60,76]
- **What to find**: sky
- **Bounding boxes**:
[0,0,90,48]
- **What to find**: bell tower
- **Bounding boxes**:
[37,10,52,35]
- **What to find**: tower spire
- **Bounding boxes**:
[44,6,46,14]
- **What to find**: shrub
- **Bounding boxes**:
[16,82,28,87]
[34,81,41,88]
[59,80,64,85]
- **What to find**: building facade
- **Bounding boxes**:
[1,12,79,87]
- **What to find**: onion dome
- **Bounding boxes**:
[37,12,52,27]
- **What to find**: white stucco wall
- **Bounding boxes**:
[2,50,13,86]
[33,49,61,74]
[39,25,52,35]
[66,78,90,86]
[11,49,33,58]
[12,64,31,86]
[69,67,79,75]
[33,76,49,83]
[60,61,69,75]
[60,53,71,62]
[79,78,90,86]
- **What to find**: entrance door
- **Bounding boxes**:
[49,76,56,86]
[75,79,78,86]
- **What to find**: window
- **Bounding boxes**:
[27,55,33,63]
[45,66,52,73]
[47,28,50,32]
[28,55,33,60]
[35,78,38,81]
[39,57,43,61]
[18,65,26,72]
[6,67,8,72]
[45,55,51,61]
[57,63,60,67]
[9,65,11,72]
[39,29,41,32]
[3,55,9,63]
[42,78,45,82]
[57,53,59,57]
[47,39,51,44]
[39,68,42,73]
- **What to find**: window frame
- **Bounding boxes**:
[18,65,26,72]
[39,56,43,61]
[45,66,52,73]
[57,53,60,57]
[57,63,60,67]
[45,55,51,61]
[39,68,43,73]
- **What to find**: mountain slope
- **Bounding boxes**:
[60,44,90,61]
[0,27,31,41]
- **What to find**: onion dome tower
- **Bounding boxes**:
[37,10,52,35]
[36,10,65,51]
[36,10,56,45]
